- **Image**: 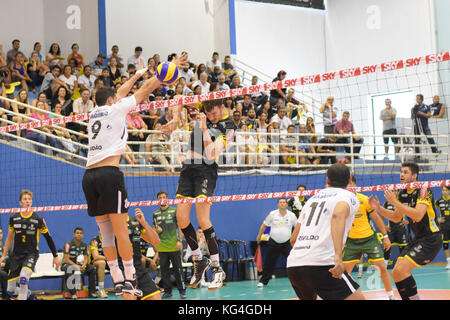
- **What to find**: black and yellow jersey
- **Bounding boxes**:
[89,235,104,263]
[126,217,146,260]
[8,211,49,255]
[435,196,450,228]
[398,188,440,238]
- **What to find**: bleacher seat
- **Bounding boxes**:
[30,252,64,279]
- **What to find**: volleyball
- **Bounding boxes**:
[156,61,179,85]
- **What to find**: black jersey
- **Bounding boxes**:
[8,211,49,255]
[187,114,234,162]
[398,188,440,238]
[287,196,308,218]
[127,217,145,260]
[89,235,104,263]
[63,239,89,265]
[435,197,450,228]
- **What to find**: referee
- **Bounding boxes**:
[81,54,189,297]
[256,198,297,287]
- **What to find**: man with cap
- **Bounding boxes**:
[89,54,106,77]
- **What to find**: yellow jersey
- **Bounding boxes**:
[348,193,376,239]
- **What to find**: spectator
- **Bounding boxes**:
[380,98,400,156]
[73,88,94,115]
[224,97,236,115]
[178,64,195,87]
[152,53,161,67]
[31,92,50,111]
[146,122,171,171]
[58,65,78,97]
[177,77,192,96]
[98,68,114,88]
[287,185,308,218]
[122,144,138,165]
[271,106,292,133]
[230,75,244,103]
[334,111,364,158]
[206,52,222,75]
[411,94,441,157]
[89,53,106,77]
[192,72,210,94]
[107,45,125,70]
[51,86,72,115]
[48,103,79,155]
[291,102,313,127]
[127,46,146,69]
[153,191,186,299]
[6,39,26,66]
[305,116,317,144]
[256,131,272,166]
[256,111,269,132]
[67,43,85,70]
[11,88,30,137]
[239,94,255,119]
[242,124,258,165]
[0,227,12,299]
[217,74,230,92]
[267,124,281,165]
[27,51,49,93]
[77,65,96,93]
[127,110,148,153]
[62,227,97,299]
[298,123,320,166]
[320,96,338,134]
[430,95,446,119]
[68,58,81,77]
[195,63,207,81]
[269,70,287,106]
[231,110,244,130]
[108,57,122,84]
[222,55,237,81]
[257,100,271,118]
[245,107,258,131]
[256,198,297,287]
[281,125,299,165]
[250,75,268,108]
[147,57,157,77]
[317,135,338,165]
[91,78,104,105]
[26,101,58,154]
[9,52,31,91]
[45,43,65,68]
[40,65,65,99]
[31,42,44,62]
[88,234,109,298]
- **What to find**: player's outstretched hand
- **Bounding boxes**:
[368,195,381,211]
[384,190,398,206]
[135,208,146,223]
[172,52,189,69]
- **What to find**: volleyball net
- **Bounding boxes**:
[0,51,449,214]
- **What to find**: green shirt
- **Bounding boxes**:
[153,206,179,252]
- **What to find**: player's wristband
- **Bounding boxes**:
[383,234,389,239]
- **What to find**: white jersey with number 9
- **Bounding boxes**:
[287,187,359,267]
[86,95,137,167]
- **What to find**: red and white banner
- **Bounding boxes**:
[0,51,448,134]
[1,180,448,215]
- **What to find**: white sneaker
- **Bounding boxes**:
[446,264,450,270]
[257,282,264,288]
[208,266,226,291]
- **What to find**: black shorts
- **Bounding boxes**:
[287,265,360,300]
[176,162,218,198]
[135,262,160,300]
[399,232,442,266]
[82,166,129,217]
[8,252,39,280]
[383,129,399,144]
[388,226,409,247]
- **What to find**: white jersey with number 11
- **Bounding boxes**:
[287,187,359,267]
[86,95,136,167]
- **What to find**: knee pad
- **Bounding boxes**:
[19,276,28,286]
[97,217,115,248]
[19,268,32,286]
[444,242,449,250]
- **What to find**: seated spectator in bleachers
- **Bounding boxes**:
[98,67,114,88]
[241,124,258,165]
[107,56,122,84]
[40,65,64,99]
[192,72,210,94]
[107,45,125,71]
[48,103,79,155]
[271,106,292,133]
[0,83,11,129]
[127,110,148,153]
[177,77,193,96]
[146,57,157,77]
[62,227,97,299]
[77,65,96,93]
[239,94,255,119]
[31,42,44,63]
[91,78,104,106]
[245,107,258,131]
[317,135,338,165]
[26,101,58,155]
[334,111,364,158]
[58,65,78,97]
[122,144,138,165]
[88,234,108,298]
[27,51,49,93]
[269,70,287,107]
[217,74,230,92]
[256,111,269,132]
[67,43,85,70]
[51,86,72,115]
[224,97,236,115]
[195,63,207,81]
[206,52,222,75]
[230,75,244,103]
[281,125,299,165]
[72,87,94,139]
[12,89,30,137]
[88,53,106,77]
[127,46,146,69]
[9,52,32,92]
[231,109,244,131]
[68,58,81,77]
[178,64,195,87]
[6,39,26,66]
[320,96,338,134]
[146,122,171,171]
[305,116,317,144]
[250,75,269,108]
[222,55,237,82]
[152,53,161,68]
[45,43,65,68]
[298,124,320,166]
[210,66,223,84]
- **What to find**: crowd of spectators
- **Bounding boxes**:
[0,40,446,169]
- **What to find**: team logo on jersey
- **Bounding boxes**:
[107,124,112,130]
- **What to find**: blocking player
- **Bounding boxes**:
[0,190,61,300]
[120,208,161,301]
[163,98,234,290]
[369,162,442,300]
[435,186,450,269]
[382,190,409,266]
[343,176,395,300]
[287,163,365,300]
[287,184,308,218]
[81,54,188,297]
